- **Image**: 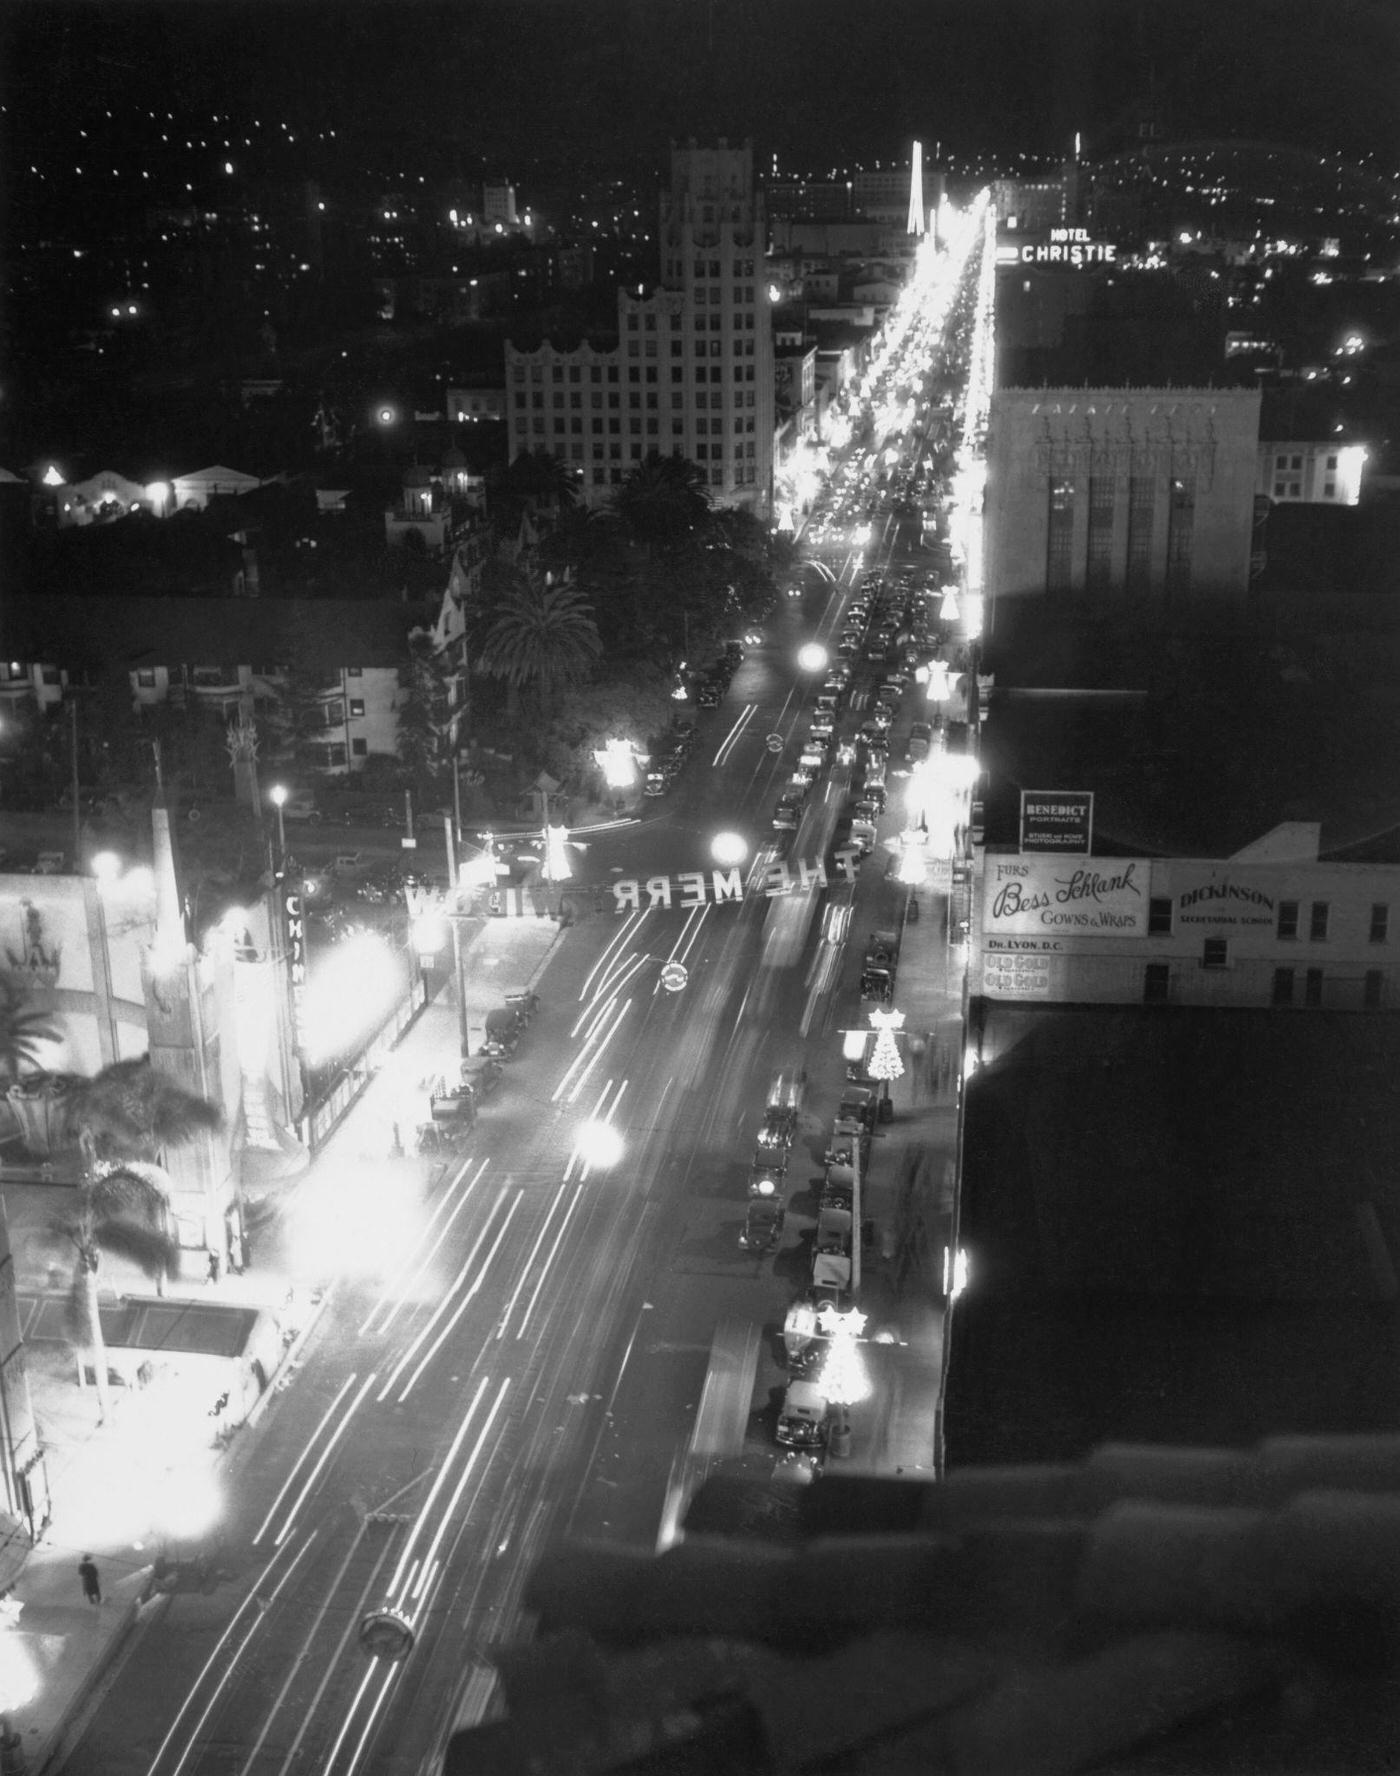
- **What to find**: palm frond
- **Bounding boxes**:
[65,1057,223,1160]
[92,1216,179,1281]
[88,1162,172,1222]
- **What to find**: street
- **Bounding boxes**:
[54,225,984,1776]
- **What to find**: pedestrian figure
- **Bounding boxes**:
[79,1554,100,1604]
[206,1250,221,1285]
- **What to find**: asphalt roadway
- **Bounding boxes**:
[52,537,940,1774]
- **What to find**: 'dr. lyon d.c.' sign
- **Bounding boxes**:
[610,848,860,913]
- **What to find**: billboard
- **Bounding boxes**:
[1019,790,1093,854]
[983,855,1148,941]
[982,953,1052,998]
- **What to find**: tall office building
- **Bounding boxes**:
[506,139,774,517]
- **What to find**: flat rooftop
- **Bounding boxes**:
[945,1004,1400,1465]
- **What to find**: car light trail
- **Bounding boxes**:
[494,1181,572,1338]
[252,1374,360,1546]
[575,950,650,1031]
[509,1186,585,1341]
[385,1375,493,1601]
[326,1659,392,1776]
[402,1377,511,1621]
[358,1156,490,1337]
[234,1517,398,1775]
[711,702,756,768]
[386,1191,523,1403]
[146,1530,320,1776]
[580,908,646,1002]
[272,1370,379,1546]
[564,997,632,1104]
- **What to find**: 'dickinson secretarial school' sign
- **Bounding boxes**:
[983,855,1148,941]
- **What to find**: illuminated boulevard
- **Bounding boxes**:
[56,217,989,1776]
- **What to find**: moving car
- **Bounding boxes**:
[756,1073,803,1151]
[772,796,802,833]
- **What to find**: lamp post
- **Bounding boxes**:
[89,852,123,1066]
[269,784,288,861]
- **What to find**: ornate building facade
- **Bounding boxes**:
[985,387,1261,615]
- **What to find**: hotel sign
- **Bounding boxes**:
[611,849,859,913]
[997,227,1118,268]
[983,856,1147,939]
[284,890,308,1039]
[1020,790,1093,855]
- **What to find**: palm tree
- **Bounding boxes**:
[612,452,711,552]
[0,976,58,1082]
[54,1160,180,1425]
[476,571,602,721]
[26,1057,224,1424]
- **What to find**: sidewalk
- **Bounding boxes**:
[0,912,566,1774]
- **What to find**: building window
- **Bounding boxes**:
[1046,478,1074,593]
[1166,476,1194,596]
[351,737,368,757]
[1324,482,1336,499]
[1370,904,1389,944]
[1202,937,1228,970]
[1271,967,1294,1006]
[349,698,365,717]
[325,743,347,768]
[1277,900,1298,940]
[1304,967,1324,1007]
[1148,897,1172,936]
[325,700,344,724]
[1143,963,1170,1003]
[1309,900,1329,941]
[1364,969,1384,1009]
[136,668,157,687]
[347,666,362,677]
[1086,476,1114,594]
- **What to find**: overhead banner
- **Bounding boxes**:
[983,855,1148,940]
[1020,790,1093,855]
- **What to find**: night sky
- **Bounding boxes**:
[3,0,1397,174]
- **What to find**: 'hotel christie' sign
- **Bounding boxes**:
[610,849,859,913]
[997,226,1117,267]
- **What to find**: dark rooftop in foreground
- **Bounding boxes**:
[946,1005,1400,1468]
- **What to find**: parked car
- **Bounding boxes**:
[739,1196,785,1253]
[481,1006,523,1059]
[772,797,802,833]
[459,1056,504,1100]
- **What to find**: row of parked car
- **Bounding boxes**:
[415,990,541,1153]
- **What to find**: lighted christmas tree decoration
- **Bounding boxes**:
[866,1007,906,1084]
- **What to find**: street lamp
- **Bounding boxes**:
[710,831,748,868]
[815,1305,870,1459]
[796,642,829,675]
[593,738,639,813]
[269,784,288,859]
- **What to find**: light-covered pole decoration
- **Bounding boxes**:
[816,1304,869,1459]
[593,738,639,812]
[867,1005,905,1118]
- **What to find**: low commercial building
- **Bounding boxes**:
[973,824,1397,1012]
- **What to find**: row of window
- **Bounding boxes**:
[524,414,757,440]
[1273,453,1339,471]
[662,258,757,280]
[133,667,365,689]
[1143,961,1386,1008]
[521,378,760,411]
[1145,898,1387,943]
[585,461,756,488]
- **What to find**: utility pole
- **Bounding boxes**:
[445,815,469,1062]
[68,697,81,866]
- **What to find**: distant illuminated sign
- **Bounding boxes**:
[611,850,859,914]
[997,227,1118,268]
[983,857,1148,939]
[1020,790,1094,854]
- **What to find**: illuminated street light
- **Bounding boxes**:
[91,850,121,884]
[300,931,406,1066]
[796,642,829,674]
[815,1305,870,1458]
[269,783,288,856]
[710,831,748,868]
[593,738,640,791]
[576,1119,624,1170]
